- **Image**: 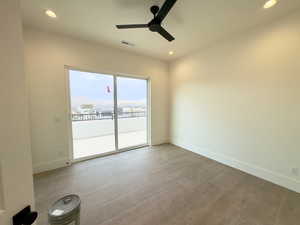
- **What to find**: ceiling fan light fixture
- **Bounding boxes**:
[263,0,277,9]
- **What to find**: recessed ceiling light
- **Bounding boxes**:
[45,10,57,18]
[263,0,277,9]
[169,51,174,55]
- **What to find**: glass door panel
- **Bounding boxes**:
[116,77,148,149]
[69,70,116,159]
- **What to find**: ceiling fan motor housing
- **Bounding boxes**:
[149,23,161,32]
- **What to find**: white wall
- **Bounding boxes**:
[23,28,169,173]
[170,12,300,193]
[0,1,35,224]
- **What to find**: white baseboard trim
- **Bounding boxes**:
[171,139,300,193]
[151,139,170,146]
[33,158,70,174]
[32,140,170,174]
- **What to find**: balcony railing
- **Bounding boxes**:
[72,111,146,122]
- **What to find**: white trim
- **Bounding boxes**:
[0,209,6,224]
[33,158,70,174]
[171,138,300,193]
[118,144,149,152]
[151,139,169,146]
[64,65,150,81]
[64,68,74,164]
[113,76,119,151]
[65,67,151,163]
[147,78,151,146]
[72,150,118,163]
[0,160,4,211]
[72,145,149,164]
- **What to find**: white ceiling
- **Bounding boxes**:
[21,0,300,61]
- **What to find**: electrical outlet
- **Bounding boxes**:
[291,168,299,176]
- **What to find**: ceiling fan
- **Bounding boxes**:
[116,0,177,42]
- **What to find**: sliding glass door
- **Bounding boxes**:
[69,70,116,159]
[68,69,148,160]
[117,77,148,149]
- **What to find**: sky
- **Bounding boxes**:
[69,70,147,108]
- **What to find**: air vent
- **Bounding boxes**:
[121,40,135,47]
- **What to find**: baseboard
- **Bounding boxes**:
[32,140,170,174]
[171,139,300,193]
[151,138,170,146]
[33,158,70,174]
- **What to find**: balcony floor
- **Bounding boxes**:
[73,130,147,159]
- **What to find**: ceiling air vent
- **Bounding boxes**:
[121,40,135,47]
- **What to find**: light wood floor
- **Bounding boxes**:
[34,144,300,225]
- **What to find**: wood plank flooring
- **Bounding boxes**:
[34,144,300,225]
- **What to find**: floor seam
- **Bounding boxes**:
[274,191,287,225]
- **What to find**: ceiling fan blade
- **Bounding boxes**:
[116,24,148,29]
[156,0,177,22]
[156,26,175,41]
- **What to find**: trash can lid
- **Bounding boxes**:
[48,195,81,217]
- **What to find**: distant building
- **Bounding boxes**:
[78,104,96,114]
[122,107,146,113]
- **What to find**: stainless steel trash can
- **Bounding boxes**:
[48,195,81,225]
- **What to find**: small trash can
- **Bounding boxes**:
[48,194,81,225]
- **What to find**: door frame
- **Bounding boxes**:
[64,66,151,163]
